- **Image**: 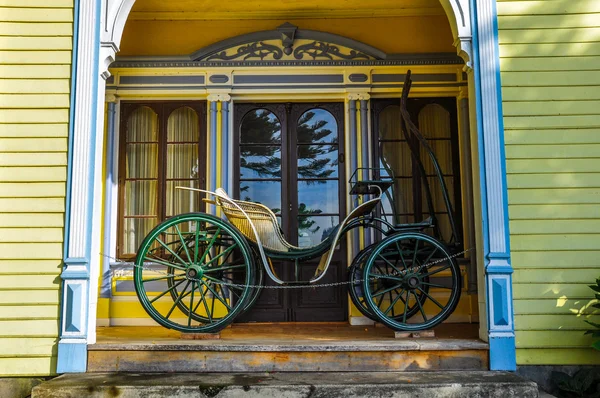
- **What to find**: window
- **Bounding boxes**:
[118,102,206,258]
[373,98,462,245]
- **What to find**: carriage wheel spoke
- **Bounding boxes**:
[150,278,186,303]
[402,291,410,323]
[144,255,187,271]
[201,280,231,311]
[187,281,196,326]
[203,263,246,273]
[421,247,439,269]
[199,228,221,264]
[195,283,212,322]
[377,254,403,275]
[384,289,405,315]
[175,224,192,262]
[194,221,201,263]
[417,287,444,310]
[371,282,403,298]
[142,274,185,283]
[421,281,452,289]
[166,280,191,319]
[204,244,238,267]
[396,241,408,270]
[415,290,428,321]
[411,239,419,268]
[156,237,189,267]
[424,262,453,277]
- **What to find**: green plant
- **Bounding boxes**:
[551,369,600,398]
[585,277,600,351]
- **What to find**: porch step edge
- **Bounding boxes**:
[32,371,539,398]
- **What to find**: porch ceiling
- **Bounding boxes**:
[129,0,445,20]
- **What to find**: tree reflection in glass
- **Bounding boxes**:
[239,107,340,245]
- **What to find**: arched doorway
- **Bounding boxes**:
[57,0,515,373]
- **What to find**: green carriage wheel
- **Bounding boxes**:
[349,243,428,322]
[134,213,255,333]
[362,232,461,331]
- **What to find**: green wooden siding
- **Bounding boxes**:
[498,0,600,365]
[0,0,72,376]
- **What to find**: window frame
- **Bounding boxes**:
[117,101,207,259]
[371,97,463,247]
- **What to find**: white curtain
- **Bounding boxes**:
[123,106,159,254]
[166,107,199,224]
[418,104,453,241]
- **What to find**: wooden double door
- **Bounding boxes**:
[233,103,347,322]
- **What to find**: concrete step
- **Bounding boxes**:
[33,371,539,398]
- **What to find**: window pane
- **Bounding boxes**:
[167,106,199,142]
[298,144,338,179]
[127,106,158,142]
[166,180,200,217]
[297,216,339,247]
[240,145,281,179]
[418,104,451,139]
[123,217,158,255]
[297,108,338,144]
[167,144,199,179]
[379,141,412,178]
[239,180,282,214]
[381,177,413,222]
[421,140,453,175]
[378,105,402,141]
[124,181,157,216]
[298,180,338,214]
[126,143,158,178]
[240,109,281,144]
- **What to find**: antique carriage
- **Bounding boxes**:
[133,71,463,333]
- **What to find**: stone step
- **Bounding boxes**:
[32,371,539,398]
[87,339,489,372]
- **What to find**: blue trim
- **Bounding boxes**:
[62,0,81,259]
[490,336,517,371]
[471,0,516,371]
[491,0,512,255]
[359,99,370,247]
[58,0,103,374]
[347,100,359,252]
[101,102,117,298]
[57,341,87,373]
[210,101,218,192]
[222,101,230,191]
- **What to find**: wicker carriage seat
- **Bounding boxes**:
[214,188,338,255]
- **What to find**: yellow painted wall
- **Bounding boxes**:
[0,0,72,376]
[119,16,455,56]
[498,0,600,365]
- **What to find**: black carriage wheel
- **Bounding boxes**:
[362,232,461,331]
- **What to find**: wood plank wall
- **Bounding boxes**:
[498,0,600,365]
[0,0,72,376]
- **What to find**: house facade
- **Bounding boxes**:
[0,0,598,379]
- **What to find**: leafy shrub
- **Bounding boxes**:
[551,369,600,398]
[585,277,600,352]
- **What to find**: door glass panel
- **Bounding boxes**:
[240,146,281,179]
[239,180,282,214]
[240,109,282,144]
[239,109,283,215]
[298,215,339,247]
[297,180,339,214]
[297,108,338,144]
[297,145,338,179]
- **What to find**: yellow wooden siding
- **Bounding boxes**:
[0,2,72,376]
[498,0,600,365]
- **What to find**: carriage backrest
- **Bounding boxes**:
[215,188,293,252]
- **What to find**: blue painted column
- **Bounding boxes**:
[221,100,230,191]
[347,98,359,254]
[359,98,371,247]
[100,99,117,300]
[471,0,516,370]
